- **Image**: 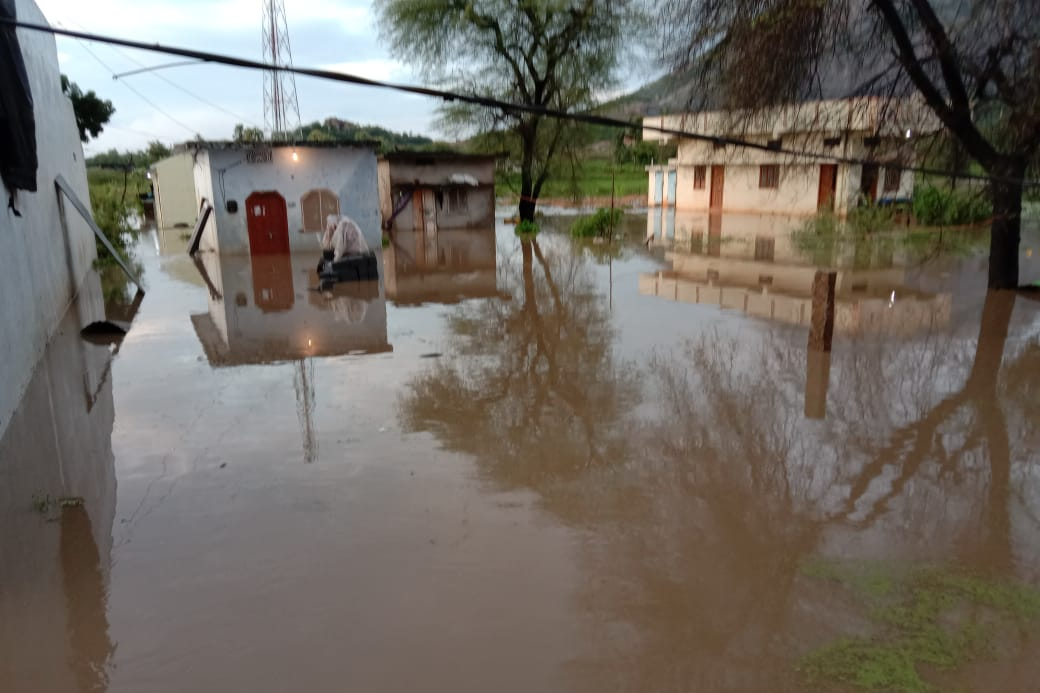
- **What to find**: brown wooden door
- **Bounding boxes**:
[300,189,340,232]
[709,166,725,210]
[246,192,289,255]
[817,164,837,211]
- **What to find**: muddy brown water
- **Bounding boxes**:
[2,214,1039,692]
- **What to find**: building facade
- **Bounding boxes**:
[378,152,496,233]
[644,97,930,217]
[183,142,380,255]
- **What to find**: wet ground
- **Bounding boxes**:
[2,212,1039,692]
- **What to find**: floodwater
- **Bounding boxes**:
[2,213,1039,693]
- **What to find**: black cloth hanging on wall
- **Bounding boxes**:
[0,0,39,195]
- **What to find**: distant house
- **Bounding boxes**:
[643,96,933,217]
[160,141,381,255]
[150,151,197,229]
[378,152,496,233]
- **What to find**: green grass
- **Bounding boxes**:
[798,558,1040,693]
[496,158,647,200]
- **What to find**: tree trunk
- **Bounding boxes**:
[518,123,538,222]
[987,158,1025,290]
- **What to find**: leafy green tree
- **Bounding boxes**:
[61,75,114,142]
[660,0,1040,290]
[144,140,171,165]
[377,0,645,221]
[232,123,265,143]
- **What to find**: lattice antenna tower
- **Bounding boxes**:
[261,0,302,142]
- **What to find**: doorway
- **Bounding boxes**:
[300,189,340,232]
[653,171,664,206]
[859,164,879,204]
[709,166,725,210]
[666,170,677,207]
[817,164,838,211]
[246,191,289,255]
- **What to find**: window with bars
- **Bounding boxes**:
[759,164,780,189]
[883,166,901,192]
[692,165,706,190]
[448,187,469,213]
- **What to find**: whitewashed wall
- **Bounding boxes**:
[0,0,98,438]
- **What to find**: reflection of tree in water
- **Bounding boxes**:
[402,237,1040,691]
[580,293,1040,692]
[400,236,641,511]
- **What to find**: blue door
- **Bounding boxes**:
[653,171,663,205]
[667,170,677,207]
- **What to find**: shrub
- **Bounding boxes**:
[88,180,135,266]
[515,219,539,235]
[570,207,623,238]
[912,184,991,226]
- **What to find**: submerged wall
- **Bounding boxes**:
[0,0,97,439]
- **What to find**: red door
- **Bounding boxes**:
[709,166,725,210]
[246,191,289,255]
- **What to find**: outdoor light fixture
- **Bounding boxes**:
[905,129,913,139]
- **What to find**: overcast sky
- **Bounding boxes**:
[36,0,440,154]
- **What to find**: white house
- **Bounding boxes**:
[179,141,381,255]
[378,152,496,233]
[644,96,933,217]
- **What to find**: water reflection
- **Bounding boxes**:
[384,228,506,305]
[0,278,117,693]
[190,251,391,365]
[402,221,1040,692]
[399,234,641,498]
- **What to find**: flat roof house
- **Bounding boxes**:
[167,141,381,255]
[378,152,496,233]
[644,96,935,217]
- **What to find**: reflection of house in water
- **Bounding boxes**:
[378,153,496,233]
[0,284,117,692]
[190,252,391,365]
[641,211,952,334]
[384,229,505,306]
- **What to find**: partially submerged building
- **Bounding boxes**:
[155,141,381,256]
[644,96,932,217]
[378,152,496,233]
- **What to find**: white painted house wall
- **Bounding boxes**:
[644,98,927,217]
[0,0,99,437]
[191,144,380,255]
[151,151,197,228]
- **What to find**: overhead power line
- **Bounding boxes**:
[7,17,1035,187]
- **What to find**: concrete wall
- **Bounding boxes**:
[0,0,97,438]
[192,145,380,255]
[388,185,495,232]
[386,157,495,186]
[0,283,117,691]
[151,151,198,229]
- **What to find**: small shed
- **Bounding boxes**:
[184,141,381,255]
[378,152,496,233]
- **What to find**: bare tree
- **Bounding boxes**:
[661,0,1039,289]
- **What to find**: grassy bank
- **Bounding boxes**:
[496,158,646,201]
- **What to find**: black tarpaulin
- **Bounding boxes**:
[0,0,38,195]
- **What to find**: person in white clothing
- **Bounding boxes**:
[321,214,370,261]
